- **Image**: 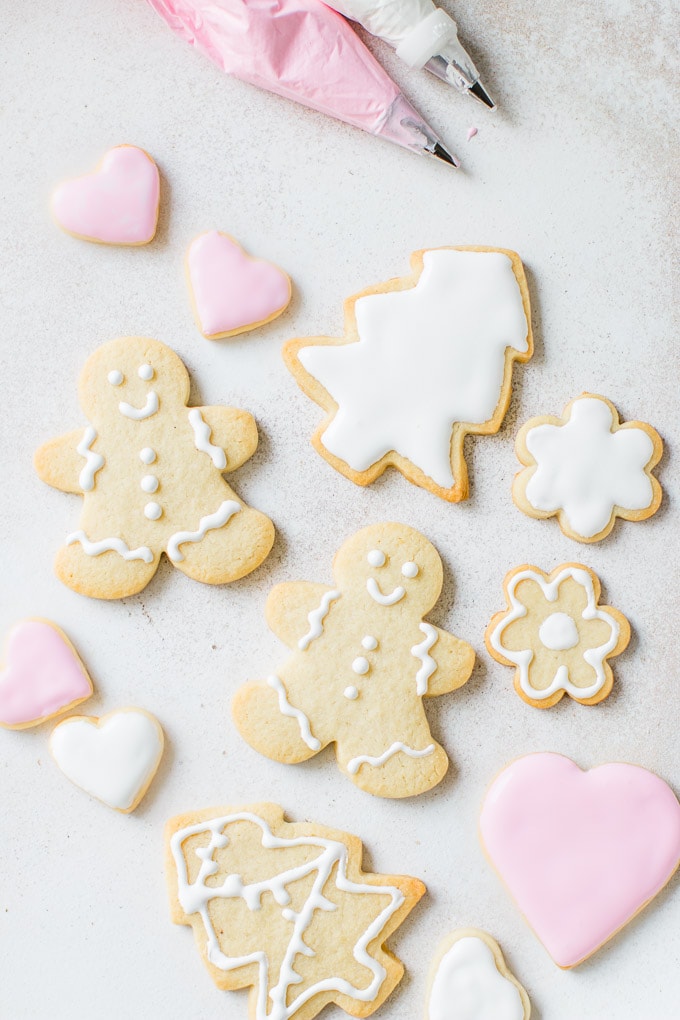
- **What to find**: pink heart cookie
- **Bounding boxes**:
[187,230,292,339]
[0,619,93,729]
[480,752,680,968]
[51,145,160,245]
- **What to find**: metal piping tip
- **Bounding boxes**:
[431,141,460,168]
[468,78,495,110]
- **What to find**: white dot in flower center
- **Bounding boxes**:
[138,364,154,380]
[539,612,579,651]
[352,657,370,675]
[108,369,123,386]
[361,635,377,651]
[139,448,156,465]
[367,549,385,567]
[141,474,159,494]
[144,502,162,520]
[344,686,359,700]
[401,561,418,578]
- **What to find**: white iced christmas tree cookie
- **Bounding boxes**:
[233,523,475,798]
[513,393,663,542]
[284,247,532,501]
[166,803,425,1019]
[34,336,274,599]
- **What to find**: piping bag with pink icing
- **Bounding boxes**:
[145,0,459,166]
[479,752,680,968]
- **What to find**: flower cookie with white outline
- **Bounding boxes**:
[426,928,531,1020]
[513,393,663,542]
[486,564,630,708]
[233,523,475,798]
[34,336,274,599]
[166,803,425,1020]
[284,247,532,502]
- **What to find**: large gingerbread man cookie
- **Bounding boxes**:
[34,336,275,599]
[233,523,475,798]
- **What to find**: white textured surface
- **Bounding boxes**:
[1,1,678,1018]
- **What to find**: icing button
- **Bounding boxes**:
[344,686,359,700]
[361,635,378,651]
[144,502,162,521]
[141,474,159,494]
[352,657,370,676]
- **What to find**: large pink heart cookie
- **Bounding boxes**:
[187,230,292,339]
[0,619,93,729]
[480,752,680,967]
[51,145,160,245]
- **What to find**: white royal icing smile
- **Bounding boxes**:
[188,408,227,470]
[366,577,405,605]
[76,425,104,491]
[347,741,435,775]
[118,391,159,420]
[169,812,404,1020]
[298,250,528,489]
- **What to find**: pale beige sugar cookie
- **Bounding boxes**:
[283,246,532,502]
[166,803,425,1020]
[233,523,475,798]
[486,563,630,708]
[513,393,663,542]
[34,336,274,599]
[425,929,531,1020]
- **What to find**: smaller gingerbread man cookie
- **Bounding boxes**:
[513,393,663,542]
[486,563,630,708]
[426,929,531,1020]
[233,523,475,798]
[34,336,274,599]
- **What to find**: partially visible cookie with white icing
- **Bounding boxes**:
[284,247,532,502]
[513,393,662,542]
[426,929,530,1020]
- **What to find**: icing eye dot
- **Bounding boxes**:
[344,686,359,700]
[367,549,386,567]
[401,561,419,578]
[361,635,378,651]
[144,501,162,520]
[139,448,156,465]
[352,657,370,676]
[107,370,123,386]
[138,364,154,380]
[141,474,159,494]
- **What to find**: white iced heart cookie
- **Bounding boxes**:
[426,929,530,1020]
[513,393,663,542]
[49,708,164,812]
[284,247,532,502]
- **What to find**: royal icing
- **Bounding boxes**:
[352,656,370,675]
[139,447,156,464]
[298,590,341,650]
[187,231,292,339]
[51,145,160,245]
[361,635,378,650]
[138,363,154,380]
[49,709,164,811]
[347,741,435,775]
[169,811,405,1019]
[523,396,659,539]
[297,249,528,489]
[66,530,154,563]
[188,408,227,470]
[144,502,162,520]
[366,577,405,605]
[479,753,680,967]
[411,622,438,694]
[118,391,159,420]
[0,620,92,729]
[428,936,525,1020]
[267,676,320,750]
[166,500,241,562]
[141,474,159,493]
[344,686,359,700]
[76,426,104,491]
[488,567,621,701]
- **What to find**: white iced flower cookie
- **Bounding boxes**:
[284,247,532,502]
[485,563,630,708]
[166,803,425,1019]
[49,708,164,812]
[426,929,531,1020]
[233,523,475,798]
[34,336,275,599]
[513,393,663,542]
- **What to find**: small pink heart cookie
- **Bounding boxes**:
[187,230,292,339]
[0,619,93,729]
[480,752,680,967]
[51,145,160,245]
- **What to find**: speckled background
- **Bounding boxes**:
[1,1,678,1017]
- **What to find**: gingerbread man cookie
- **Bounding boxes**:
[233,523,475,798]
[34,336,274,599]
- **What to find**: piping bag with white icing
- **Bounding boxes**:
[145,0,460,166]
[323,0,494,107]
